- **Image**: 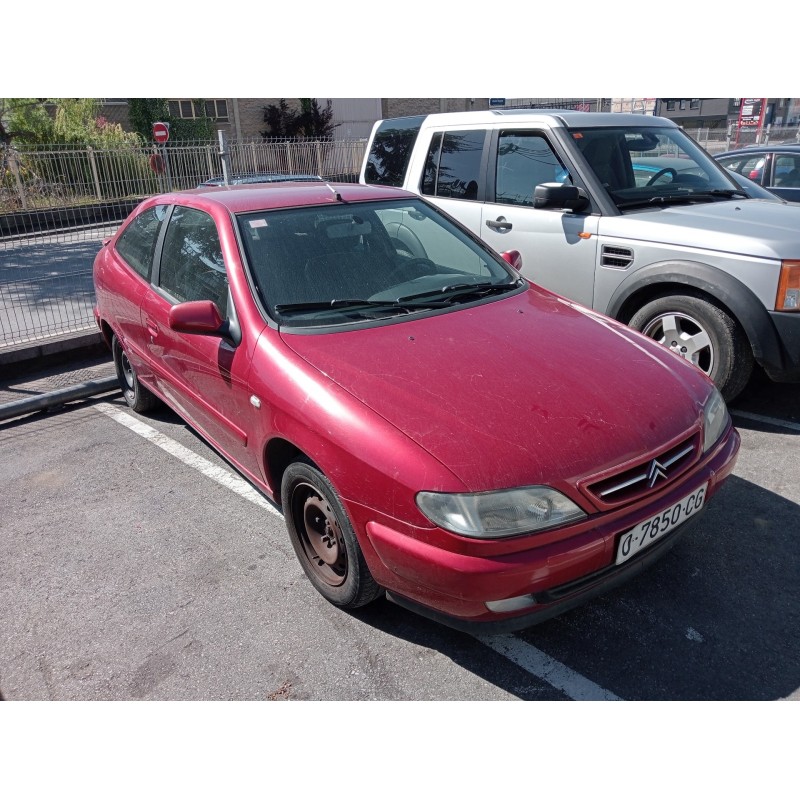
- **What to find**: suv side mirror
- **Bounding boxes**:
[533,183,590,212]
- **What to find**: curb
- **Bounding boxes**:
[0,331,109,377]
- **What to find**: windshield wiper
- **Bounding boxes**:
[617,189,751,210]
[274,279,522,315]
[273,297,448,314]
[398,279,522,304]
[706,188,749,198]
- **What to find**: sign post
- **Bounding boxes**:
[152,122,172,191]
[152,121,170,145]
[218,129,230,186]
[735,99,766,147]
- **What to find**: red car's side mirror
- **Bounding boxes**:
[502,250,523,271]
[168,300,224,336]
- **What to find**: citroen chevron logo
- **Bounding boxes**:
[647,459,669,488]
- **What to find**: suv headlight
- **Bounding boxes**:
[416,486,586,538]
[703,387,730,452]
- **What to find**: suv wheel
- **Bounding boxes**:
[629,294,753,402]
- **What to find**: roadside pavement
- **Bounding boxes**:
[0,332,114,409]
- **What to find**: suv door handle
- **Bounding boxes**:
[486,217,512,231]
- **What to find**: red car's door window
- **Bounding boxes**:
[158,206,229,312]
[142,207,258,475]
[115,205,168,280]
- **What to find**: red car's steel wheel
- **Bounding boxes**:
[297,487,348,587]
[281,458,382,609]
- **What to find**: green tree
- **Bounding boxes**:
[261,99,298,137]
[0,98,54,145]
[262,98,338,138]
[298,99,337,137]
[2,98,141,147]
[52,98,140,147]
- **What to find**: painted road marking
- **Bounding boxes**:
[94,402,281,517]
[95,401,619,701]
[475,634,622,701]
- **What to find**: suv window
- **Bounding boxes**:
[364,116,426,187]
[159,206,229,312]
[495,131,571,206]
[421,130,486,199]
[115,205,168,280]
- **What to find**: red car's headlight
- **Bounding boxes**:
[703,387,730,453]
[416,486,586,539]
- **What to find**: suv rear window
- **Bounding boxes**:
[422,130,486,200]
[364,116,426,187]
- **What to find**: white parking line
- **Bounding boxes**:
[475,634,622,701]
[95,401,620,700]
[732,410,800,433]
[94,402,281,516]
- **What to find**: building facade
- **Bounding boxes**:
[99,98,800,142]
[655,98,799,129]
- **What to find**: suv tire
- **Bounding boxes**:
[629,293,753,402]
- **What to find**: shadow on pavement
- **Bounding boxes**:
[349,475,800,701]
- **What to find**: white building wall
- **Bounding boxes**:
[323,98,383,139]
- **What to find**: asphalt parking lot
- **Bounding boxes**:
[1,355,798,701]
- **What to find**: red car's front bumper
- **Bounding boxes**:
[357,426,741,633]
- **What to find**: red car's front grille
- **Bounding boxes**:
[585,433,700,509]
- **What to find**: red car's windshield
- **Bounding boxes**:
[236,199,520,328]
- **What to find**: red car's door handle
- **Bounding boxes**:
[145,319,159,339]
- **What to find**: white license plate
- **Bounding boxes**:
[615,483,707,565]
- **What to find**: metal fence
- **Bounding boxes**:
[690,124,800,154]
[0,225,116,348]
[1,137,365,214]
[0,137,366,348]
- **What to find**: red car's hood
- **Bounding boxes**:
[280,288,711,491]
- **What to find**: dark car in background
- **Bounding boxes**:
[632,155,783,201]
[715,145,800,202]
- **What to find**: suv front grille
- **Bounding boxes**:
[585,433,699,508]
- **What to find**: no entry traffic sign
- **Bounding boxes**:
[152,121,170,144]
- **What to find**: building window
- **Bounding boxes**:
[168,99,229,121]
[679,100,687,110]
[205,100,229,120]
[666,100,676,111]
[690,99,700,110]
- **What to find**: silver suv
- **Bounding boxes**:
[360,110,800,400]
